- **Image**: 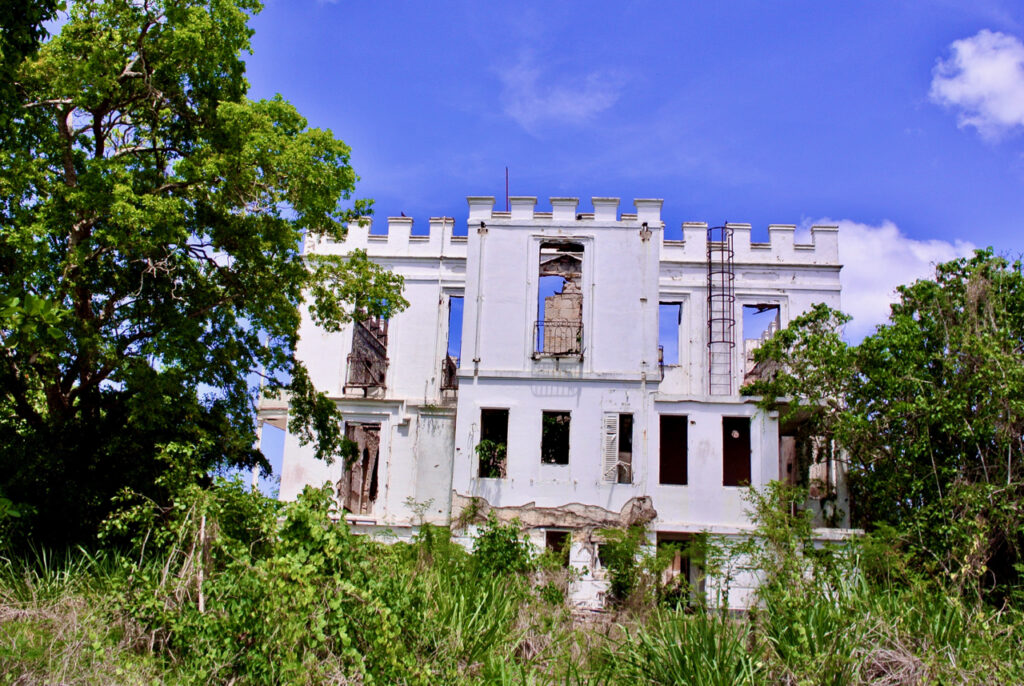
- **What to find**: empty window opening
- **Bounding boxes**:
[602,413,634,483]
[341,423,381,515]
[346,316,388,393]
[536,242,584,356]
[545,530,571,567]
[442,295,463,391]
[618,414,633,483]
[723,417,752,486]
[743,304,780,383]
[477,408,509,478]
[657,533,701,602]
[659,415,689,485]
[541,411,571,464]
[779,435,797,487]
[658,303,682,366]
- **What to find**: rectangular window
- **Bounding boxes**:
[743,303,781,383]
[618,414,633,483]
[536,241,584,356]
[341,423,381,515]
[602,413,633,483]
[723,416,751,486]
[478,409,508,478]
[541,411,571,464]
[658,302,682,365]
[442,295,463,391]
[545,530,571,567]
[345,316,388,391]
[660,415,688,485]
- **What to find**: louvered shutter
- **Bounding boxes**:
[602,413,619,482]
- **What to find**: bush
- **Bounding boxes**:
[472,513,533,576]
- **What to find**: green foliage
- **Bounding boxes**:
[94,476,543,683]
[598,525,648,603]
[0,0,408,546]
[4,480,1024,684]
[744,250,1024,601]
[602,609,762,686]
[476,439,507,478]
[472,513,534,576]
[0,1,60,127]
[106,480,424,683]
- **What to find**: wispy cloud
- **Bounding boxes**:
[815,219,975,341]
[498,53,626,133]
[930,29,1024,139]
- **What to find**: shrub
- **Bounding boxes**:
[472,514,533,576]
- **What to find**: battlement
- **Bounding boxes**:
[662,222,839,265]
[306,216,468,259]
[304,197,839,266]
[468,196,665,227]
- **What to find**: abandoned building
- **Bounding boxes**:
[259,196,852,608]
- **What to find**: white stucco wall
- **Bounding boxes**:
[265,195,844,610]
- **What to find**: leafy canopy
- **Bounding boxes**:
[745,249,1024,599]
[0,0,407,545]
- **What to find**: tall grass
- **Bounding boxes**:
[0,546,164,685]
[600,609,761,685]
[4,480,1024,684]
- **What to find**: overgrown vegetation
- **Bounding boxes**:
[4,477,1023,684]
[745,249,1024,603]
[0,0,407,548]
[3,3,1022,683]
[475,439,507,479]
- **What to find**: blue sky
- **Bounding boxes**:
[238,1,1024,487]
[243,1,1024,339]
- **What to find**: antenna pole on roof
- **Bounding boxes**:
[505,167,509,212]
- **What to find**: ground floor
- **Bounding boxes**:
[263,387,853,609]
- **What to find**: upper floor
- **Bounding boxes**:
[296,196,841,402]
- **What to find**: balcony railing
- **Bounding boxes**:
[441,354,459,391]
[534,320,583,357]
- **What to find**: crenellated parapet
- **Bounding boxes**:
[305,216,468,259]
[663,221,839,266]
[468,196,665,227]
[303,195,838,267]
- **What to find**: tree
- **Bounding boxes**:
[745,250,1024,599]
[0,0,60,125]
[0,0,407,545]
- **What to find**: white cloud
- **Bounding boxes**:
[818,219,975,341]
[930,29,1024,139]
[498,53,625,133]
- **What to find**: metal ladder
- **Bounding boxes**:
[707,225,735,396]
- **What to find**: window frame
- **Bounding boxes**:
[659,414,689,485]
[722,416,752,487]
[540,410,571,465]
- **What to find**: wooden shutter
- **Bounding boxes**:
[602,413,619,482]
